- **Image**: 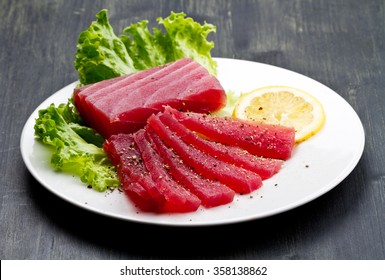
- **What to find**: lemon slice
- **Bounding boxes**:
[233,86,326,143]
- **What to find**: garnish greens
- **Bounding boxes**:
[34,100,120,192]
[74,9,217,85]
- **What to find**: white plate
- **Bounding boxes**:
[20,58,365,226]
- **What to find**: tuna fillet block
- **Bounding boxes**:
[74,58,227,138]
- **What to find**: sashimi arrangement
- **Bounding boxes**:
[33,9,322,214]
[103,107,294,213]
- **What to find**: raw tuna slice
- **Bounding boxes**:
[134,130,201,213]
[103,134,165,212]
[145,127,235,208]
[73,58,227,138]
[159,107,283,179]
[170,109,295,160]
[148,114,263,194]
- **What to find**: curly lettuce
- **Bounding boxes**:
[156,12,217,75]
[74,10,136,85]
[74,9,217,85]
[34,100,119,192]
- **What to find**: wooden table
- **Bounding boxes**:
[1,0,384,259]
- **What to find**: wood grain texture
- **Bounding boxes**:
[1,0,384,260]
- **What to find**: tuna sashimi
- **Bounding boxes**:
[148,114,263,194]
[88,59,194,117]
[103,134,165,212]
[159,107,283,179]
[74,58,227,138]
[134,130,201,213]
[74,60,184,125]
[74,61,182,138]
[74,74,130,124]
[170,109,295,160]
[145,127,235,208]
[104,133,201,213]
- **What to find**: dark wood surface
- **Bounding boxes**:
[1,0,384,260]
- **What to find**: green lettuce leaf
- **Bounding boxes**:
[74,9,136,85]
[34,101,119,192]
[120,12,217,75]
[119,20,168,70]
[74,10,217,85]
[157,12,217,75]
